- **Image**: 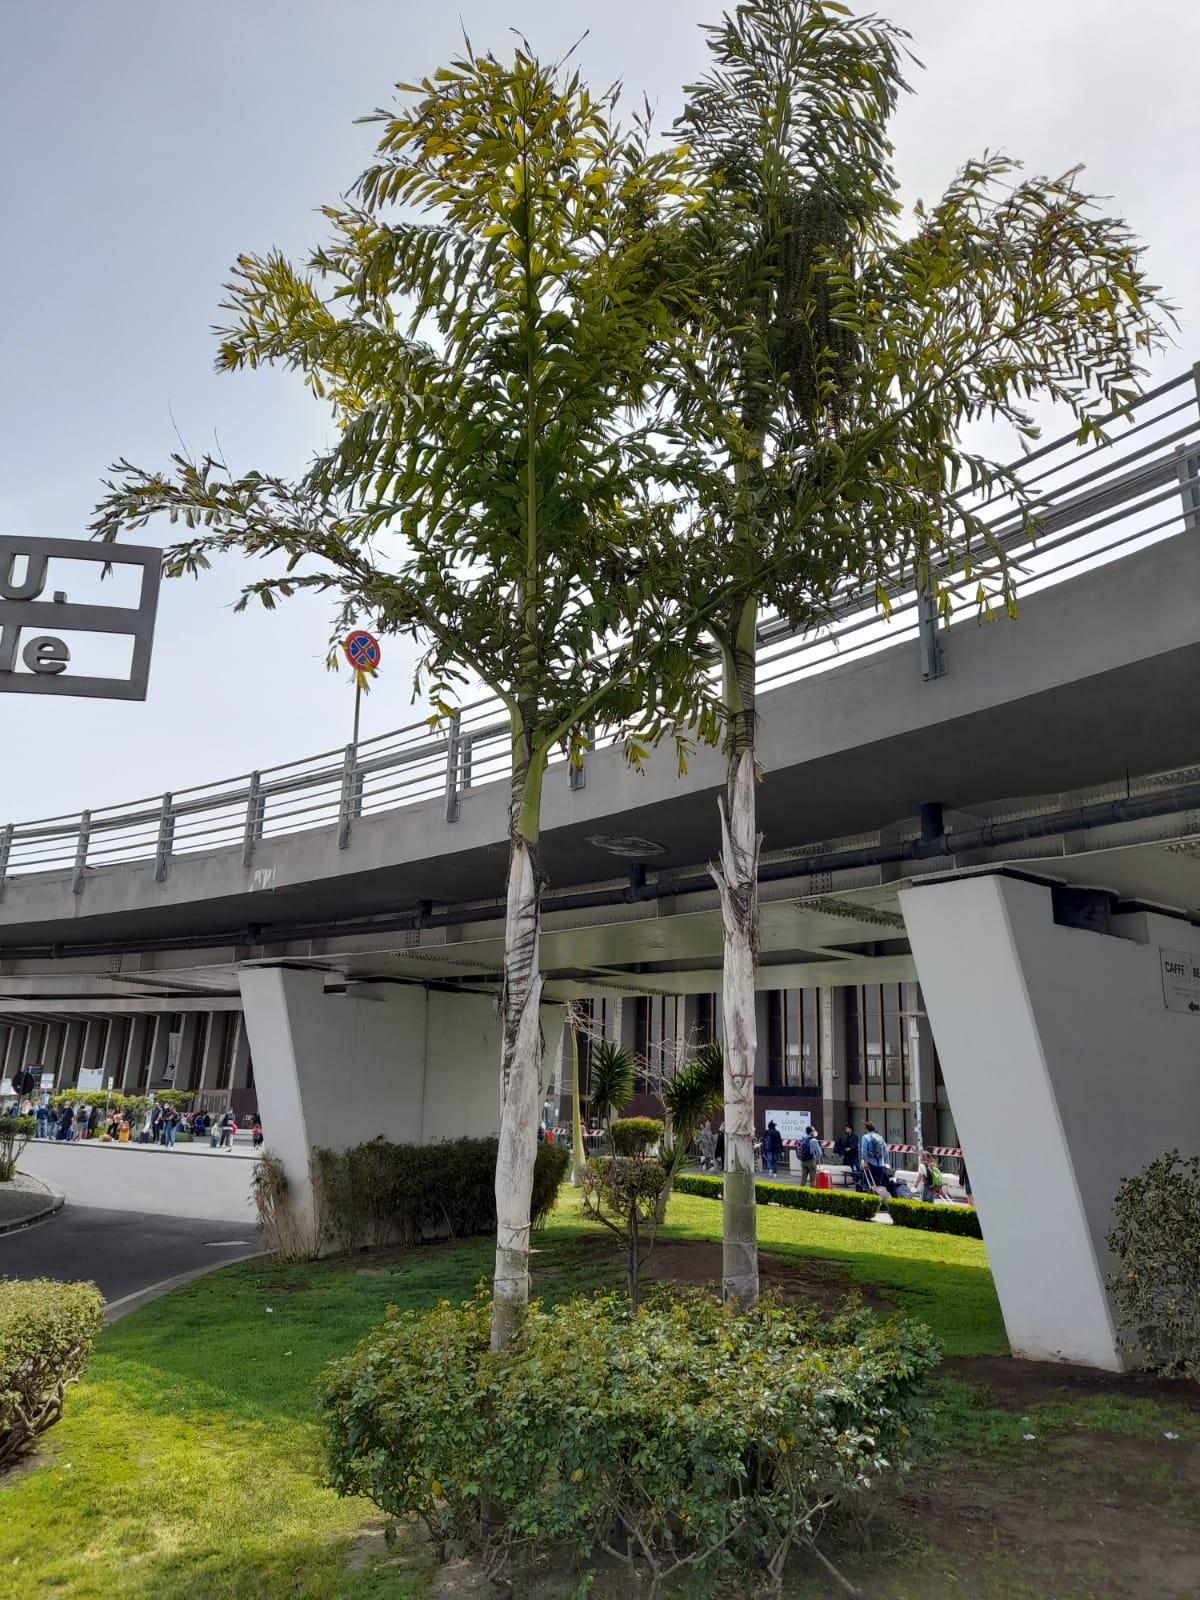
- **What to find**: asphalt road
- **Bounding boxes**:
[0,1205,258,1312]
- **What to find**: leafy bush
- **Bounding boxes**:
[0,1279,104,1468]
[0,1117,35,1182]
[582,1127,666,1307]
[52,1090,151,1120]
[609,1116,662,1156]
[320,1288,939,1592]
[1107,1150,1200,1378]
[151,1089,195,1111]
[307,1137,568,1255]
[887,1197,983,1239]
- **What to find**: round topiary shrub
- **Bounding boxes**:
[319,1288,939,1592]
[0,1279,104,1468]
[609,1116,662,1156]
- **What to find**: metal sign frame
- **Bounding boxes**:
[0,535,161,701]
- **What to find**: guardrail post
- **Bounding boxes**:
[916,582,946,681]
[460,732,473,793]
[1176,443,1200,532]
[72,811,91,896]
[0,824,10,903]
[241,774,264,867]
[444,714,461,823]
[337,745,357,850]
[153,793,175,883]
[569,725,592,792]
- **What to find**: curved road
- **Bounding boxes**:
[0,1205,259,1317]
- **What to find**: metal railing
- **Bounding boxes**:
[2,364,1197,898]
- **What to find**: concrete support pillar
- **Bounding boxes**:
[122,1016,151,1092]
[43,1022,67,1086]
[196,1012,226,1092]
[99,1018,127,1088]
[901,872,1200,1371]
[238,968,509,1243]
[2,1024,24,1084]
[147,1015,172,1089]
[820,988,847,1136]
[229,1017,252,1092]
[174,1013,206,1093]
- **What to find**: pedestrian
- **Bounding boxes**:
[833,1124,861,1179]
[251,1112,263,1150]
[714,1122,725,1171]
[218,1108,235,1151]
[959,1156,972,1204]
[150,1102,163,1145]
[917,1150,944,1204]
[697,1121,716,1173]
[35,1099,48,1140]
[859,1122,891,1191]
[798,1125,823,1187]
[163,1107,179,1150]
[762,1120,784,1177]
[57,1102,74,1142]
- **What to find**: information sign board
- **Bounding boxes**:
[1161,947,1200,1015]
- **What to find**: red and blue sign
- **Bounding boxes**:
[343,630,381,675]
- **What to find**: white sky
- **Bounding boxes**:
[2,0,1197,824]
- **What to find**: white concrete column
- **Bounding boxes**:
[172,1013,206,1093]
[147,1015,172,1088]
[900,872,1200,1371]
[238,968,508,1242]
[99,1017,127,1088]
[229,1017,252,1091]
[122,1015,151,1091]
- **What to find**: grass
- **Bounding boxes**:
[1,1190,1195,1599]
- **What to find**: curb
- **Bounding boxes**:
[0,1177,67,1236]
[103,1249,265,1323]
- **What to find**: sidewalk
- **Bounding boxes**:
[0,1171,66,1233]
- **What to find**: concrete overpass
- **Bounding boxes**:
[3,366,1199,1372]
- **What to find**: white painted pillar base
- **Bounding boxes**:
[900,873,1200,1371]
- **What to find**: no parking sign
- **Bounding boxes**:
[342,630,381,679]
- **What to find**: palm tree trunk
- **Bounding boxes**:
[713,611,760,1308]
[491,762,546,1352]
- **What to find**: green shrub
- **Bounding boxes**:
[51,1090,151,1120]
[320,1288,939,1590]
[309,1138,569,1255]
[609,1116,662,1156]
[1107,1150,1200,1378]
[674,1172,881,1222]
[0,1279,104,1468]
[0,1117,35,1182]
[887,1197,983,1239]
[151,1089,195,1112]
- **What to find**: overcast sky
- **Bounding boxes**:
[2,0,1197,824]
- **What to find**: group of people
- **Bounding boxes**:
[21,1096,262,1151]
[694,1117,970,1205]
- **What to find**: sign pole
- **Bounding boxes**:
[352,676,363,754]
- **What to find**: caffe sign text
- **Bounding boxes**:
[0,536,160,701]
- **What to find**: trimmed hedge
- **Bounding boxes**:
[320,1288,939,1589]
[887,1196,983,1238]
[311,1137,570,1254]
[1,1279,104,1468]
[674,1172,982,1237]
[675,1172,880,1223]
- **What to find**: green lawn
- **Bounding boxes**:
[1,1192,1195,1599]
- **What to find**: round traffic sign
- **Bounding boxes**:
[343,630,381,673]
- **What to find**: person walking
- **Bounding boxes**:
[797,1126,823,1187]
[35,1099,48,1140]
[917,1150,944,1204]
[697,1122,716,1173]
[162,1107,179,1150]
[217,1108,235,1151]
[251,1112,264,1150]
[860,1123,891,1191]
[761,1120,784,1177]
[714,1122,726,1172]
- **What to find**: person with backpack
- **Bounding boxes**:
[918,1150,944,1204]
[798,1126,823,1187]
[162,1106,180,1150]
[762,1120,784,1177]
[860,1123,890,1190]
